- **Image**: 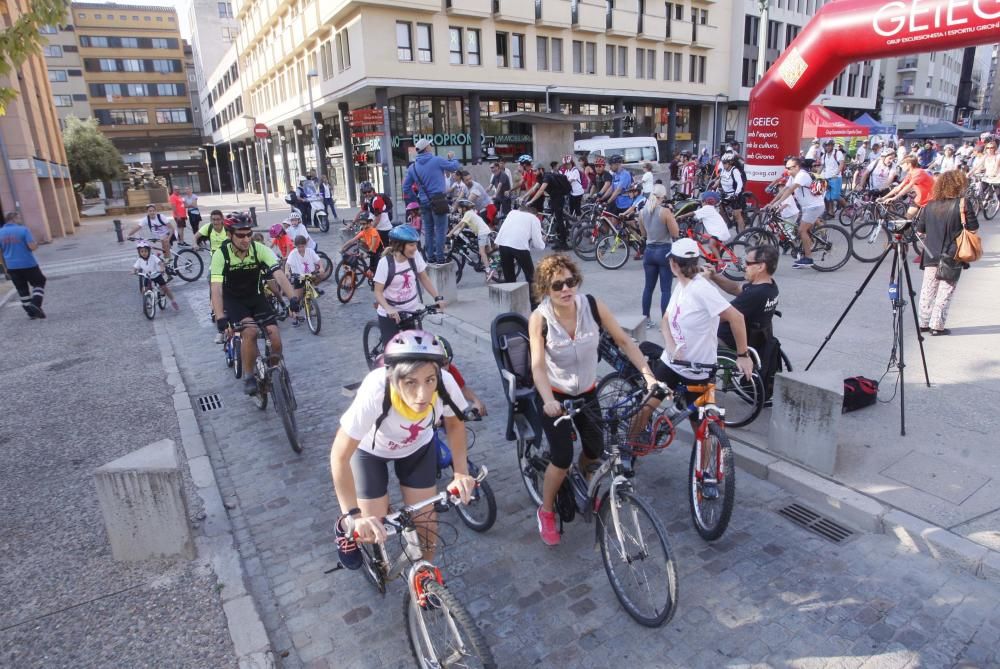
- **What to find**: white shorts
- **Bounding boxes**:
[477,233,492,247]
[800,206,825,225]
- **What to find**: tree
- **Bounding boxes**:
[0,0,70,115]
[872,74,886,122]
[63,116,124,189]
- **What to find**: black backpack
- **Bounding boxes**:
[546,172,572,197]
[843,376,878,413]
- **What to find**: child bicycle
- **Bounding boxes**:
[137,273,170,320]
[338,469,497,668]
[335,244,375,304]
[127,236,203,281]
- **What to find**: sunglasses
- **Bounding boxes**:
[550,277,579,291]
[233,231,253,239]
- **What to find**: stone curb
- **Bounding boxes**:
[152,321,276,668]
[437,301,1000,584]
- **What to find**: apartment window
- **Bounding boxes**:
[586,41,596,74]
[551,37,563,72]
[53,94,73,107]
[672,52,681,80]
[157,83,184,95]
[848,72,858,96]
[122,59,142,72]
[218,2,234,18]
[151,38,168,48]
[741,58,757,87]
[337,31,351,70]
[396,23,413,61]
[127,83,147,96]
[785,24,799,48]
[698,9,708,24]
[496,32,509,68]
[744,15,759,46]
[766,20,781,50]
[572,40,583,73]
[156,16,163,21]
[636,49,644,79]
[861,73,871,97]
[696,55,706,83]
[832,71,844,95]
[144,16,150,21]
[221,26,237,42]
[450,28,464,65]
[152,59,178,73]
[647,49,655,79]
[617,45,626,76]
[48,69,68,82]
[606,45,616,76]
[416,23,433,63]
[156,108,189,124]
[537,36,548,71]
[40,25,58,34]
[121,37,138,48]
[98,58,117,71]
[106,109,149,125]
[321,41,334,78]
[512,33,525,68]
[43,45,63,58]
[466,28,481,65]
[664,51,672,80]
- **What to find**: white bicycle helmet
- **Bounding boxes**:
[383,330,447,365]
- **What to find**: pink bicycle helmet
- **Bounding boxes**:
[268,223,284,239]
[405,202,420,211]
[383,330,447,366]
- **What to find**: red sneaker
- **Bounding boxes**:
[537,507,560,546]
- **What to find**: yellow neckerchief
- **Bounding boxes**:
[390,386,437,423]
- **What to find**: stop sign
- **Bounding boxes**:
[253,122,268,139]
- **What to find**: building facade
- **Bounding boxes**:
[881,51,964,132]
[0,1,80,241]
[205,0,734,202]
[181,0,240,132]
[725,0,880,147]
[71,2,206,189]
[972,43,998,133]
[41,23,91,128]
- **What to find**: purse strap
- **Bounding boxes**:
[960,197,967,229]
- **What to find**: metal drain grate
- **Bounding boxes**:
[198,394,224,412]
[778,503,854,544]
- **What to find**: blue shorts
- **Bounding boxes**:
[825,177,842,201]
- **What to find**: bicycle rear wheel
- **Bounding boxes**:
[305,297,321,334]
[598,488,679,627]
[808,224,851,272]
[850,219,889,263]
[405,578,496,669]
[172,249,204,282]
[714,353,765,428]
[271,367,301,454]
[984,186,1000,220]
[719,240,748,281]
[143,290,156,320]
[362,320,382,370]
[517,436,547,507]
[689,422,735,541]
[336,271,356,304]
[595,233,629,270]
[573,223,600,261]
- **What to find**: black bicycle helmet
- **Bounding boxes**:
[359,180,374,193]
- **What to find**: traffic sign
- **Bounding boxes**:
[350,108,384,126]
[253,122,269,139]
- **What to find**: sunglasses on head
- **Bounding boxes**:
[550,277,578,291]
[233,231,253,239]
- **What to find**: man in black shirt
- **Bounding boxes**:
[490,162,512,219]
[524,167,571,249]
[702,244,779,350]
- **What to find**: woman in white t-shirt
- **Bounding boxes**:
[330,331,476,568]
[373,224,445,342]
[765,157,825,269]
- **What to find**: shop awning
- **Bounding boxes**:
[493,111,628,125]
[802,105,871,138]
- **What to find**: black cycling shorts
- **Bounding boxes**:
[142,275,167,288]
[350,440,437,499]
[223,293,276,327]
[537,388,604,469]
[724,193,746,211]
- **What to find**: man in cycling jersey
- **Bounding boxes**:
[127,204,176,262]
[211,216,299,394]
[194,209,230,342]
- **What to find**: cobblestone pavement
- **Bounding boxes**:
[159,284,1000,669]
[0,271,234,668]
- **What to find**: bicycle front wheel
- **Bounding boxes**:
[305,297,321,334]
[809,224,851,272]
[316,252,334,283]
[271,368,301,454]
[850,219,889,263]
[715,353,765,429]
[362,320,382,370]
[573,225,599,261]
[598,488,679,627]
[454,461,497,532]
[336,271,356,304]
[172,248,204,281]
[406,579,497,669]
[984,186,1000,220]
[689,422,735,541]
[595,234,629,270]
[143,290,156,320]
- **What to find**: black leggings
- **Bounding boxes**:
[9,266,46,314]
[537,388,603,469]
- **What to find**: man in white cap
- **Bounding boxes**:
[402,138,460,264]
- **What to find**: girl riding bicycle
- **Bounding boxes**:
[373,225,445,342]
[331,331,476,567]
[528,254,659,546]
[132,240,179,310]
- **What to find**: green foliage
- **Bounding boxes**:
[81,183,100,198]
[64,116,124,187]
[0,0,70,115]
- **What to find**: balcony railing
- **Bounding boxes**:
[897,58,918,70]
[895,85,915,96]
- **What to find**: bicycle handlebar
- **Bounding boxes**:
[553,384,669,426]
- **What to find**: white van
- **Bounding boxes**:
[574,136,660,165]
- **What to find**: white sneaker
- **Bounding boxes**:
[214,332,224,344]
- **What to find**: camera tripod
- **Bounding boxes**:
[806,224,930,436]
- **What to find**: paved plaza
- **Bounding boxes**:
[3,198,999,668]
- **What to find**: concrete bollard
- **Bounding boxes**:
[489,282,531,319]
[768,371,844,476]
[425,260,458,304]
[94,439,195,561]
[113,219,123,243]
[616,314,647,343]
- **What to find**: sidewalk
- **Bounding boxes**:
[433,220,1000,579]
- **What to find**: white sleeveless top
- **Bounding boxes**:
[537,294,600,396]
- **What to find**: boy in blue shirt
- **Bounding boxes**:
[0,211,46,319]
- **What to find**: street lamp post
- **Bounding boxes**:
[756,0,770,85]
[200,148,215,195]
[713,94,729,153]
[545,85,556,113]
[306,70,324,178]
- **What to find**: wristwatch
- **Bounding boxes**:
[434,295,445,302]
[347,507,361,517]
[736,351,750,358]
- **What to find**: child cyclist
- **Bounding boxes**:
[269,223,295,260]
[447,199,492,276]
[677,191,731,265]
[373,225,445,342]
[285,235,322,326]
[132,240,179,310]
[341,217,383,277]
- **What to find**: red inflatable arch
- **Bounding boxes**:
[745,0,1000,201]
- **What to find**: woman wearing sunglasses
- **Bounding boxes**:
[528,254,658,546]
